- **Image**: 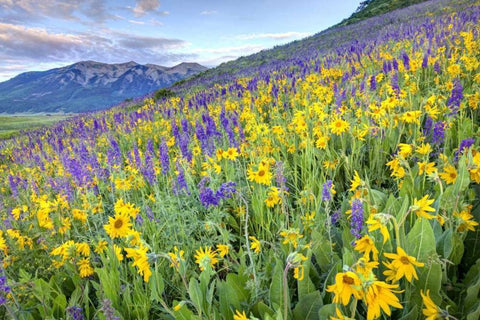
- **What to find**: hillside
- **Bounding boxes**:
[0,61,207,113]
[0,0,479,319]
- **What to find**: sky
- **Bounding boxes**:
[0,0,362,82]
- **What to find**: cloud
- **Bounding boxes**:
[0,0,114,23]
[200,10,218,15]
[132,0,168,17]
[236,31,311,40]
[192,44,265,56]
[0,22,192,67]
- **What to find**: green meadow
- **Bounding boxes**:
[0,115,72,139]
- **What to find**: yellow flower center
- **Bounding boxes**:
[114,219,123,229]
[342,275,354,285]
[400,256,410,265]
[258,170,265,177]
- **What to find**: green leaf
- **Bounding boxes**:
[406,218,436,261]
[269,259,285,311]
[188,277,204,315]
[465,271,480,311]
[311,231,337,271]
[253,301,275,319]
[454,156,470,195]
[149,265,165,303]
[450,232,465,265]
[293,290,323,320]
[370,189,387,208]
[467,302,480,320]
[318,304,336,318]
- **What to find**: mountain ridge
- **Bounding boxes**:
[0,61,207,113]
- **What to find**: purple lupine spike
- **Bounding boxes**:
[422,53,429,68]
[107,137,122,167]
[434,61,441,74]
[392,59,398,72]
[401,52,410,71]
[350,199,364,239]
[215,182,236,200]
[174,161,189,194]
[432,121,446,145]
[199,186,219,208]
[423,116,433,137]
[159,139,170,175]
[67,306,84,320]
[322,180,333,202]
[391,72,400,97]
[142,150,156,185]
[455,138,475,161]
[330,210,340,225]
[369,74,376,91]
[447,79,463,116]
[132,144,142,168]
[8,175,18,198]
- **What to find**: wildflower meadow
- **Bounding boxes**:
[1,0,480,319]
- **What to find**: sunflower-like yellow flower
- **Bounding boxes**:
[247,163,272,185]
[168,246,185,270]
[249,236,261,254]
[412,195,436,219]
[365,280,403,320]
[421,290,446,320]
[265,187,281,207]
[329,118,349,135]
[233,310,249,320]
[454,210,479,232]
[280,229,303,249]
[418,161,436,175]
[439,164,457,184]
[349,170,363,191]
[326,271,363,305]
[383,246,424,282]
[77,257,94,278]
[216,244,229,257]
[125,245,152,282]
[355,257,379,277]
[366,215,390,244]
[354,235,379,261]
[104,212,133,239]
[194,246,218,271]
[330,308,355,320]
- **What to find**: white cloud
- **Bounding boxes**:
[192,44,265,55]
[236,31,311,40]
[132,0,168,17]
[200,10,218,15]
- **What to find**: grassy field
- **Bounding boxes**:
[0,114,71,139]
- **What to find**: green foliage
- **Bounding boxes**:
[154,88,176,101]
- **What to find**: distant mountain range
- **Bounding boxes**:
[0,61,207,113]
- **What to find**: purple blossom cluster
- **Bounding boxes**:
[350,199,364,239]
[0,265,11,306]
[322,180,334,202]
[198,178,236,208]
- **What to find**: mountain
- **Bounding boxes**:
[0,61,207,113]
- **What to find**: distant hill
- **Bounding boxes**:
[0,61,207,113]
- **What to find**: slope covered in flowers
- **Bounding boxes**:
[1,0,480,319]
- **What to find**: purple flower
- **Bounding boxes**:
[369,75,376,91]
[216,182,236,200]
[455,138,475,160]
[401,52,410,71]
[330,210,340,225]
[447,79,463,116]
[350,199,364,239]
[174,161,189,194]
[100,299,120,320]
[432,121,446,145]
[275,161,288,192]
[322,180,334,202]
[199,186,219,208]
[67,306,84,320]
[391,72,400,97]
[159,139,170,175]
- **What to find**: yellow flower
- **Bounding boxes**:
[72,209,88,223]
[194,246,218,271]
[454,210,479,232]
[265,187,281,207]
[125,246,152,282]
[383,246,424,282]
[412,195,436,219]
[354,235,379,261]
[416,143,432,155]
[421,290,445,320]
[439,164,457,184]
[168,246,185,269]
[76,242,91,257]
[326,271,363,305]
[95,241,108,254]
[216,244,229,257]
[355,257,379,277]
[329,118,349,135]
[418,161,436,175]
[350,170,363,191]
[113,244,123,261]
[398,143,412,158]
[104,212,132,239]
[247,163,272,185]
[365,280,403,320]
[400,110,422,124]
[280,229,303,249]
[225,147,239,160]
[77,257,94,278]
[366,215,390,244]
[249,236,261,254]
[233,310,249,320]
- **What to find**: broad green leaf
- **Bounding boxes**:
[253,301,274,318]
[465,271,480,311]
[269,259,285,311]
[149,265,165,303]
[406,218,436,261]
[293,290,323,320]
[188,277,203,315]
[318,304,336,318]
[370,189,387,209]
[467,302,480,320]
[453,156,470,195]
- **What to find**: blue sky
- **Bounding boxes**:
[0,0,361,81]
